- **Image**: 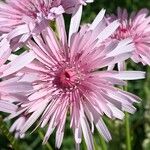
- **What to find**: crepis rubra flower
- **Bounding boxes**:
[0,0,93,63]
[0,0,64,35]
[0,0,64,55]
[2,9,145,150]
[107,8,150,66]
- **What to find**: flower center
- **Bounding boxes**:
[120,28,128,33]
[59,68,80,88]
[52,67,82,90]
[112,22,131,40]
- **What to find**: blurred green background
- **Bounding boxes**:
[0,0,150,150]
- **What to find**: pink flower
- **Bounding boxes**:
[0,0,64,52]
[0,0,64,34]
[2,10,145,149]
[107,8,150,65]
[61,0,94,14]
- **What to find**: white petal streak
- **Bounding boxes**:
[96,20,120,44]
[113,71,145,80]
[1,82,32,93]
[56,15,67,46]
[107,103,125,119]
[75,125,82,144]
[80,103,94,150]
[110,52,131,65]
[1,51,35,78]
[43,110,58,144]
[107,38,134,57]
[20,101,47,133]
[55,106,68,149]
[0,100,17,113]
[69,5,83,46]
[95,118,112,142]
[90,9,106,30]
[7,24,30,41]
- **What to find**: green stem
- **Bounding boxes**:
[123,83,131,150]
[38,130,53,150]
[125,112,131,150]
[94,138,99,150]
[0,116,18,150]
[82,137,87,150]
[98,134,107,150]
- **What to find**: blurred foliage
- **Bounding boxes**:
[0,0,150,150]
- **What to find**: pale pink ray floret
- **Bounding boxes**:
[107,7,150,66]
[61,0,94,14]
[0,41,34,138]
[0,56,33,138]
[1,9,145,150]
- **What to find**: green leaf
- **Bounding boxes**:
[0,116,18,150]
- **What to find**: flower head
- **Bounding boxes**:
[107,8,150,65]
[0,0,64,51]
[0,0,64,34]
[2,10,145,150]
